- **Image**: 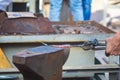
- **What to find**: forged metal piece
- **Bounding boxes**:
[13,46,69,80]
[43,38,106,50]
[0,17,56,35]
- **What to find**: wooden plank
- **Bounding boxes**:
[0,48,12,68]
[6,12,35,18]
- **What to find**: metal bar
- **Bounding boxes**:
[63,64,120,71]
[0,33,114,43]
[0,64,119,73]
[119,56,120,80]
[63,64,120,78]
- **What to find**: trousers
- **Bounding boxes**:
[83,0,92,20]
[49,0,84,21]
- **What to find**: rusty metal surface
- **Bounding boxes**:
[0,19,114,35]
[0,21,115,43]
[0,17,56,35]
[0,10,8,26]
[13,46,69,80]
[52,21,114,34]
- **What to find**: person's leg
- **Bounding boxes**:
[70,0,84,21]
[0,0,12,11]
[49,0,63,21]
[83,0,92,20]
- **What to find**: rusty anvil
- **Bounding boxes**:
[13,46,69,80]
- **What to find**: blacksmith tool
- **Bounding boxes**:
[13,46,69,80]
[45,39,106,51]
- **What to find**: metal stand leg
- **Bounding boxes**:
[119,56,120,80]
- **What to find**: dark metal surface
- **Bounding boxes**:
[0,17,56,35]
[13,46,69,80]
[0,10,8,26]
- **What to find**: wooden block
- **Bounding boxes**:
[0,48,12,68]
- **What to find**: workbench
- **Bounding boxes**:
[0,33,119,79]
[0,20,119,80]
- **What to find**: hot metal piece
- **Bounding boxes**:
[13,46,69,80]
